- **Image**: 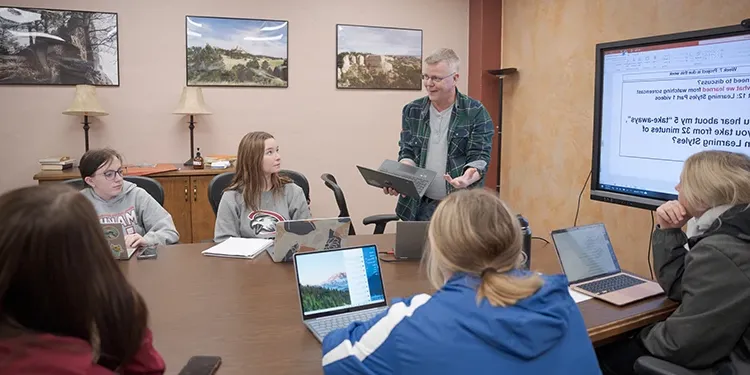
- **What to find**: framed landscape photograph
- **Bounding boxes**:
[336,24,422,90]
[186,15,288,87]
[0,6,119,86]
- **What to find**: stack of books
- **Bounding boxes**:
[39,156,76,171]
[204,154,236,169]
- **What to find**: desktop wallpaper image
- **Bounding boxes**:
[297,251,351,312]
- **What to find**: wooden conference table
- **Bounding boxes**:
[119,234,677,375]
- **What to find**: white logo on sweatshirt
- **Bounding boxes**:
[99,206,138,235]
[249,210,284,236]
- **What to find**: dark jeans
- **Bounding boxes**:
[415,196,440,221]
[596,333,651,375]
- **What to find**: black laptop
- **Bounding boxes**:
[357,159,436,199]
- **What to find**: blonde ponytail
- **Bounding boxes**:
[426,189,545,308]
[477,270,543,307]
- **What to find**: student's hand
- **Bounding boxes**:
[125,234,146,248]
[655,200,691,229]
[445,168,480,189]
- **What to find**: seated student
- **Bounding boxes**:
[0,184,165,374]
[79,148,179,248]
[321,189,601,375]
[597,150,750,375]
[214,131,311,242]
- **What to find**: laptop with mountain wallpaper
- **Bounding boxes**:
[292,244,387,342]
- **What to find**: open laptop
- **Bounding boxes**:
[269,217,352,263]
[101,223,137,260]
[357,159,437,199]
[550,223,663,306]
[393,221,429,260]
[293,244,388,342]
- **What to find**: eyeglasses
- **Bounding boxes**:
[99,168,125,181]
[421,72,456,83]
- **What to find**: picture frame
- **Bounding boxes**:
[0,6,119,86]
[186,15,289,88]
[336,24,423,90]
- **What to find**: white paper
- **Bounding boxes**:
[568,288,593,304]
[201,237,273,259]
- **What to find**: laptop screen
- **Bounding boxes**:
[551,223,621,283]
[294,245,386,319]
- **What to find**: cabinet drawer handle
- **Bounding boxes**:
[184,187,188,202]
[193,184,197,202]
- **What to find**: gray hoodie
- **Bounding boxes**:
[81,181,180,245]
[213,183,311,243]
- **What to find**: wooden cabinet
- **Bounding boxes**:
[34,164,233,243]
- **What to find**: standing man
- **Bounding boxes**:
[385,48,494,221]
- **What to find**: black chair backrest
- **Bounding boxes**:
[280,169,310,204]
[124,176,165,206]
[320,173,356,236]
[63,178,86,191]
[208,170,311,216]
[208,172,235,215]
[64,176,165,206]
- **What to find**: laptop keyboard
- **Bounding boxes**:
[577,274,645,295]
[309,309,384,339]
[411,178,429,192]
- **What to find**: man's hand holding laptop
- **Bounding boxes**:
[383,159,417,197]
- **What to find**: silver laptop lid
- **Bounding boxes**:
[273,217,351,262]
[550,223,621,284]
[395,221,429,259]
[293,244,387,321]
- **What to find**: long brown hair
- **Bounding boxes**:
[229,131,290,210]
[426,189,543,307]
[0,184,149,366]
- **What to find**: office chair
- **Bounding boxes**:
[63,176,165,206]
[62,178,86,191]
[208,172,234,215]
[634,356,699,375]
[320,173,399,235]
[207,170,310,215]
[279,169,310,205]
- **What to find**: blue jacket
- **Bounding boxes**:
[321,272,601,375]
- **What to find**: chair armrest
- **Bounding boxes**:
[634,356,699,375]
[363,214,400,235]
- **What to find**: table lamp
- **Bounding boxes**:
[62,84,109,152]
[173,87,212,166]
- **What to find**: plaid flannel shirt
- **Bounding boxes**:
[395,90,494,221]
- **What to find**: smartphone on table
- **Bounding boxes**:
[136,244,158,260]
[178,356,222,375]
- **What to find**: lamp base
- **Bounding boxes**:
[183,158,195,167]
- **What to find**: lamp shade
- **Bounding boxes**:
[62,84,109,116]
[173,87,212,115]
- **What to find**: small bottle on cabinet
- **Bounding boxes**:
[193,148,204,169]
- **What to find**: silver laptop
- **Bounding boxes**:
[394,221,429,260]
[551,223,663,306]
[101,223,137,260]
[293,244,388,342]
[357,159,436,199]
[269,217,352,263]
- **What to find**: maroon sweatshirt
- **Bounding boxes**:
[0,328,166,374]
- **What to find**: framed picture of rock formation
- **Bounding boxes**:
[0,7,119,86]
[336,24,422,90]
[186,16,288,88]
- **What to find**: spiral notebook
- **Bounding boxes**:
[202,237,273,259]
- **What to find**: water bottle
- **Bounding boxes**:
[517,214,531,270]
